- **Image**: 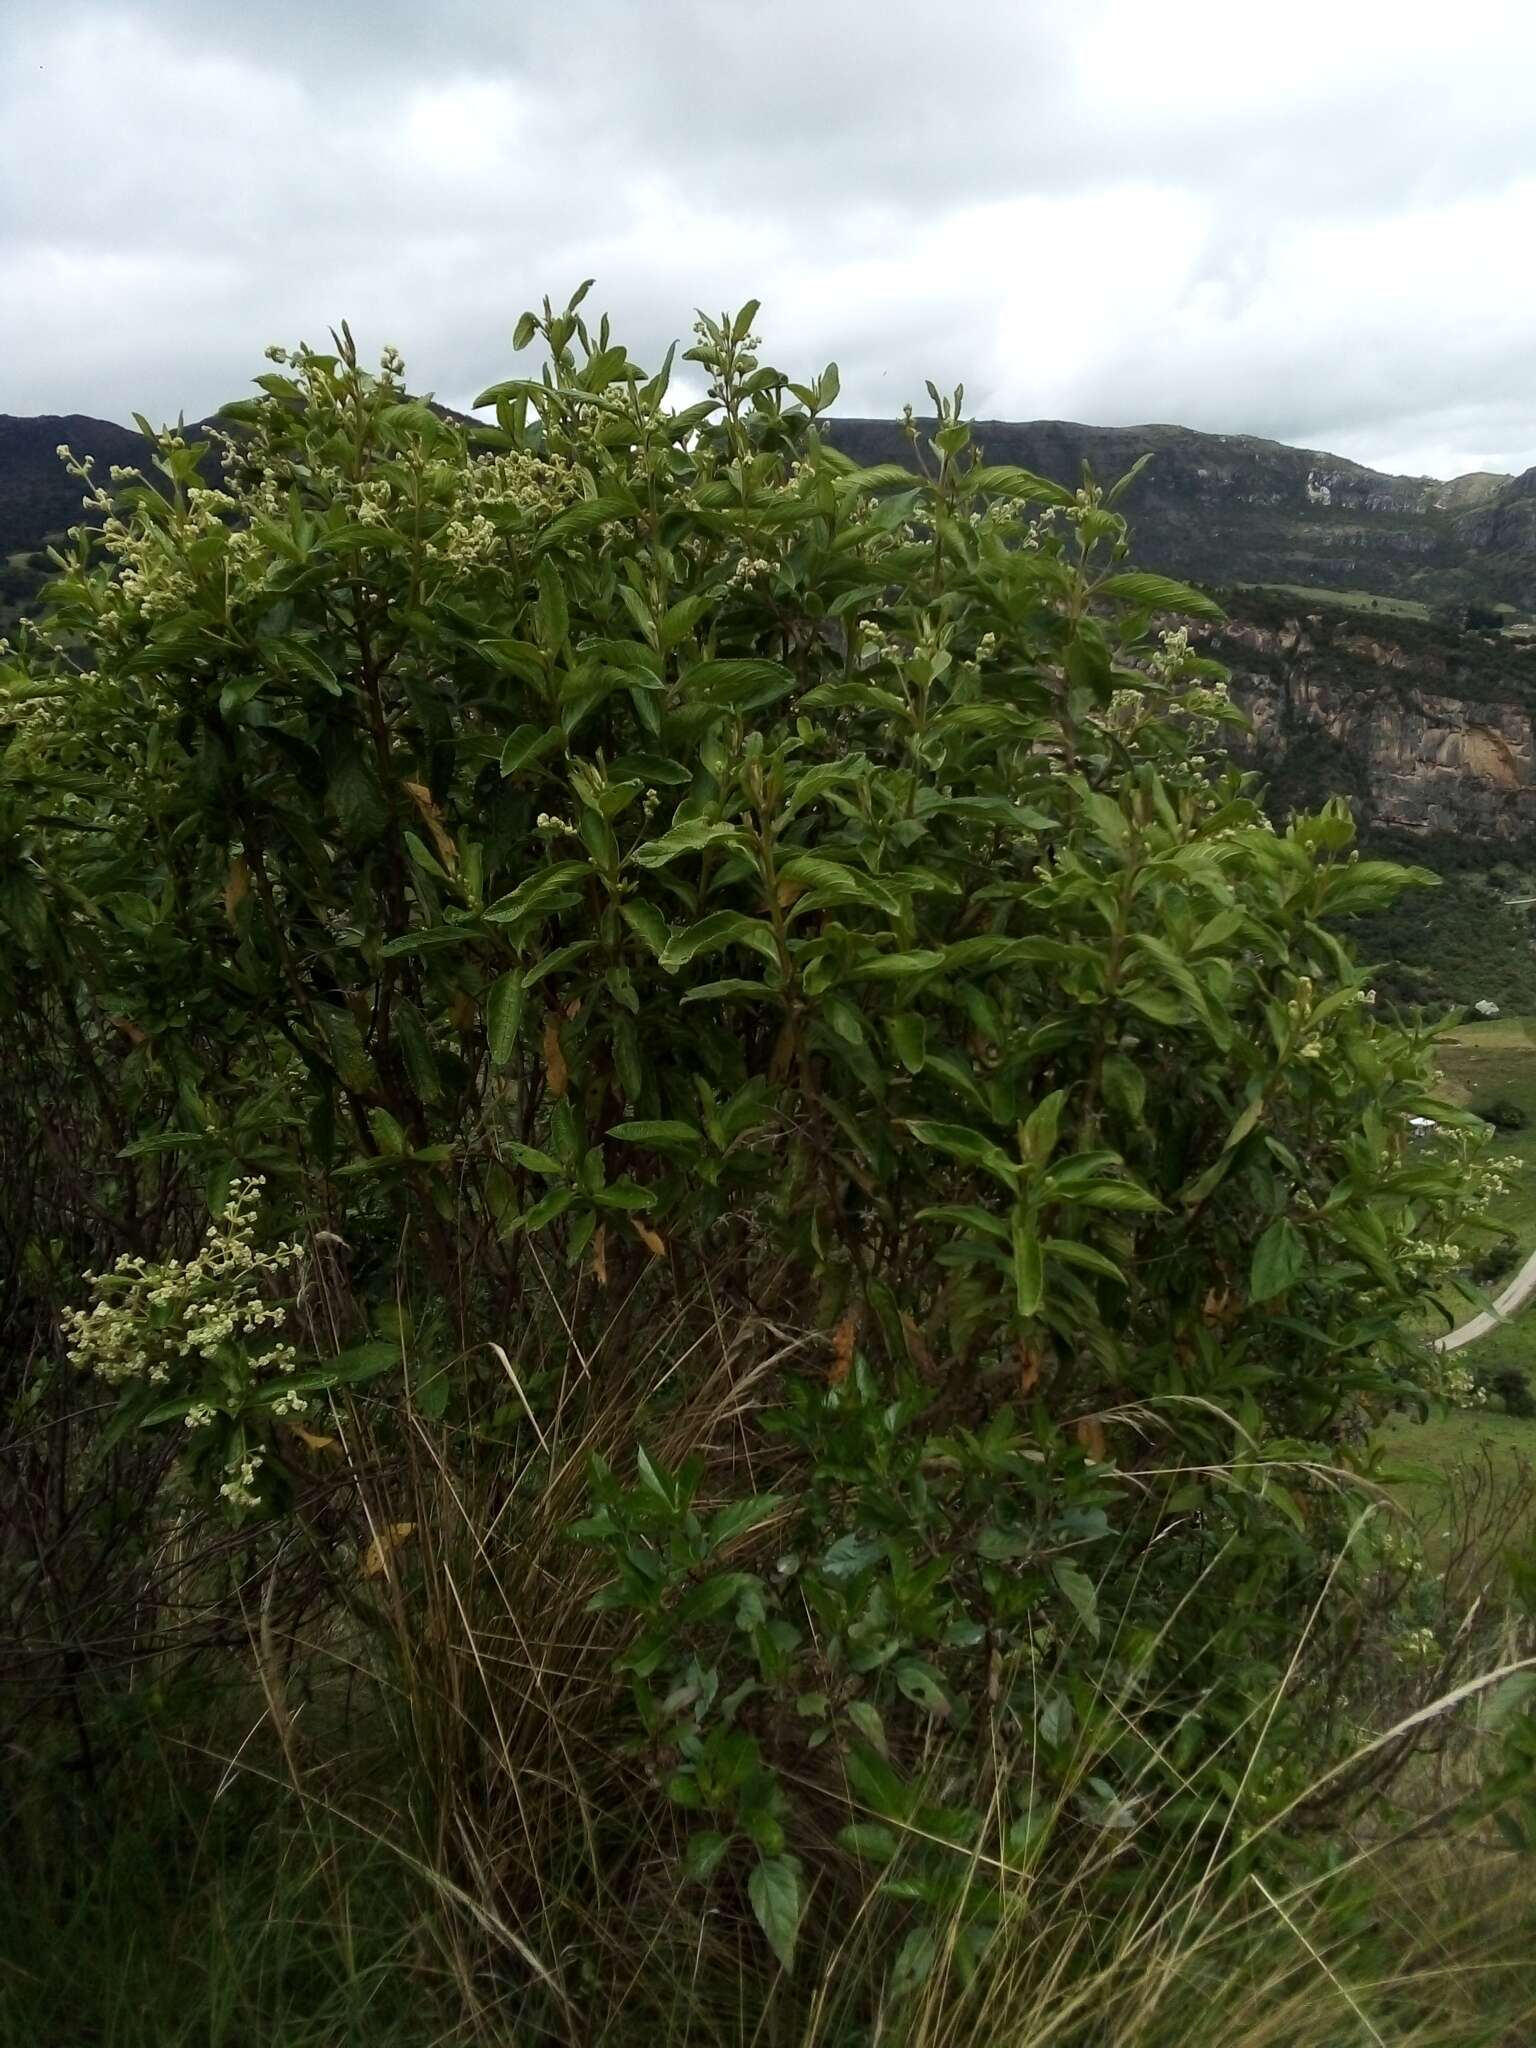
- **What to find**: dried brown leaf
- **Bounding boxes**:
[360,1521,416,1579]
[543,1013,569,1097]
[401,780,458,874]
[223,855,250,924]
[630,1216,666,1258]
[828,1307,860,1386]
[288,1423,339,1456]
[900,1311,935,1379]
[1017,1339,1044,1397]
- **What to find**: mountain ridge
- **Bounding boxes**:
[6,408,1536,612]
[823,416,1536,613]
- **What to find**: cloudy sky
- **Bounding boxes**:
[5,0,1536,481]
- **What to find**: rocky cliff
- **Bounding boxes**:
[1212,596,1536,843]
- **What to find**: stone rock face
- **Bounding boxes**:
[1214,608,1536,840]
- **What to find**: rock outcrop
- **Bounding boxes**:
[1213,601,1536,841]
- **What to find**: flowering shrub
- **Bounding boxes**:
[0,290,1503,1969]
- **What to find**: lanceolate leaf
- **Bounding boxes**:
[660,912,780,972]
[486,970,524,1066]
[1011,1205,1044,1318]
[904,1121,1019,1188]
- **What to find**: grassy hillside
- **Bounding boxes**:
[1380,1016,1536,1549]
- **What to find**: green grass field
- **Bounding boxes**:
[1381,1016,1536,1541]
[1237,580,1431,621]
[1436,1015,1536,1247]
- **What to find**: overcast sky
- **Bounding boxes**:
[5,0,1536,481]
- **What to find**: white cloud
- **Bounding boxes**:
[4,0,1536,479]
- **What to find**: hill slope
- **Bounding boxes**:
[827,417,1535,614]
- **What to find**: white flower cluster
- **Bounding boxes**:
[63,1178,308,1516]
[1148,625,1191,678]
[63,1177,301,1391]
[1393,1624,1438,1665]
[1179,678,1231,718]
[220,1451,265,1512]
[1018,505,1060,551]
[1374,1527,1424,1578]
[431,513,500,569]
[1438,1359,1486,1407]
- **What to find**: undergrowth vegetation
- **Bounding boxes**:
[2,290,1535,2041]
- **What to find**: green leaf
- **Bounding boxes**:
[821,1533,882,1580]
[681,658,796,710]
[369,1107,408,1157]
[524,1186,575,1230]
[779,855,901,917]
[631,819,751,868]
[660,911,780,972]
[324,1339,401,1384]
[842,949,945,981]
[520,939,596,989]
[893,1658,952,1717]
[748,1856,804,1974]
[1019,1088,1068,1169]
[486,970,524,1066]
[536,559,569,652]
[1095,571,1223,620]
[1042,1239,1126,1285]
[844,1701,889,1756]
[608,1119,704,1147]
[504,1141,563,1175]
[139,1395,210,1428]
[684,1830,731,1882]
[659,591,719,651]
[533,496,634,554]
[889,1012,927,1074]
[1011,1206,1044,1318]
[963,462,1072,505]
[707,1495,785,1548]
[904,1120,1018,1188]
[485,861,590,927]
[680,978,775,1004]
[620,898,669,957]
[1101,1054,1146,1124]
[1052,1561,1100,1641]
[318,1006,378,1094]
[1250,1217,1307,1302]
[499,723,562,779]
[392,1000,441,1107]
[838,1822,900,1864]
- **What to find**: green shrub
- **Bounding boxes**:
[1472,1364,1536,1418]
[0,292,1506,1984]
[1472,1234,1520,1286]
[1474,1095,1530,1132]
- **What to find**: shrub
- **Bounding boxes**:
[0,292,1509,1989]
[1471,1233,1519,1286]
[1473,1095,1529,1132]
[1472,1364,1536,1418]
